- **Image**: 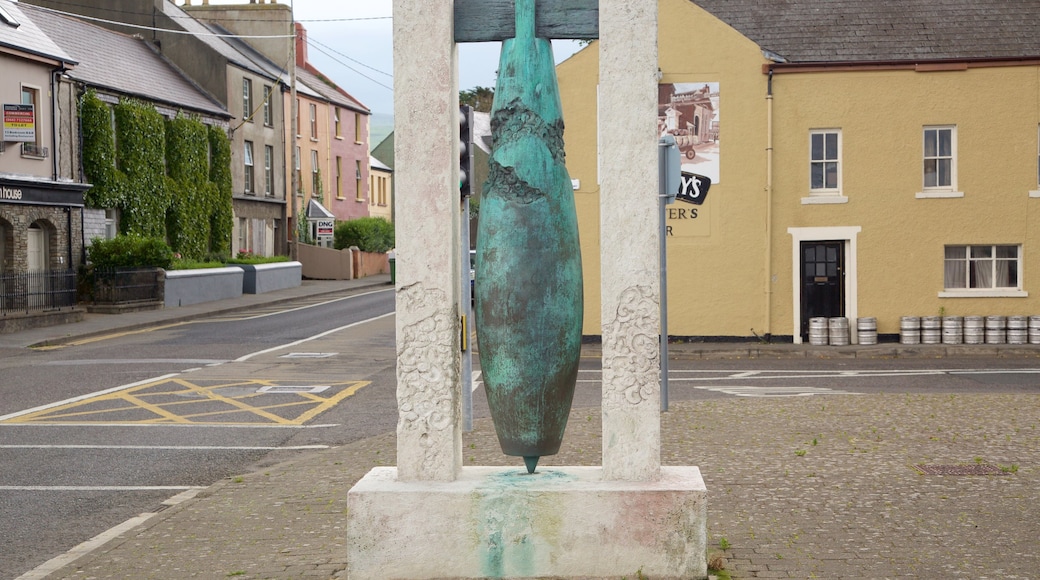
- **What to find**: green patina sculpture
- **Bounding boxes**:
[475,0,584,474]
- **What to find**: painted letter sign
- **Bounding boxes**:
[676,171,710,205]
[3,104,36,142]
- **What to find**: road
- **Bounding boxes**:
[2,289,1039,578]
[0,287,397,580]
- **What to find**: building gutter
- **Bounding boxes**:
[763,69,774,341]
[763,55,1040,75]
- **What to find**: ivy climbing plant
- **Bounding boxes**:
[79,90,234,260]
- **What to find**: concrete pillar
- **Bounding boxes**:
[599,0,661,481]
[392,0,462,482]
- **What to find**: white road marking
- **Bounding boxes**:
[0,486,207,491]
[695,385,860,397]
[0,445,329,450]
[236,311,394,362]
[0,423,338,429]
[44,359,227,366]
[471,370,482,392]
[14,488,203,580]
[218,287,393,320]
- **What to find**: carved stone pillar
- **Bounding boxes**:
[392,0,462,482]
[599,0,662,481]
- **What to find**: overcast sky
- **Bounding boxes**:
[234,0,583,115]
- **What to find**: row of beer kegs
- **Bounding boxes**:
[808,316,1040,346]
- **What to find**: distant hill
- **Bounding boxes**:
[370,112,394,149]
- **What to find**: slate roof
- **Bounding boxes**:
[0,0,73,64]
[297,66,369,114]
[157,0,276,80]
[199,22,337,103]
[693,0,1040,63]
[19,3,226,118]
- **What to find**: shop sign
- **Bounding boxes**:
[676,172,710,205]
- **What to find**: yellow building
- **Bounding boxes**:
[558,0,1040,342]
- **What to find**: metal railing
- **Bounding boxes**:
[0,269,78,316]
[90,267,162,305]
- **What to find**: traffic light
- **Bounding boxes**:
[459,104,474,200]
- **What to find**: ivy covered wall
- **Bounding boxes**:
[79,90,233,259]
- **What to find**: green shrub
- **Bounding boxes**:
[334,217,395,253]
[169,258,225,270]
[226,252,290,265]
[87,235,174,269]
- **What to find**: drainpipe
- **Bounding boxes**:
[764,68,775,341]
[50,68,62,181]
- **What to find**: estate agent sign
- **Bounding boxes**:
[3,104,36,142]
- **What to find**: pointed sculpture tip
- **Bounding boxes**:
[523,456,540,474]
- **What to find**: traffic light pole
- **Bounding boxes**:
[460,105,475,431]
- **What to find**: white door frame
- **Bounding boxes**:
[787,226,861,344]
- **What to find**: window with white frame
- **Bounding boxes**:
[924,126,955,189]
[334,108,342,138]
[262,85,273,126]
[310,103,318,139]
[809,130,841,194]
[294,146,302,194]
[311,150,320,194]
[264,145,274,195]
[944,245,1020,290]
[243,140,255,194]
[243,78,253,123]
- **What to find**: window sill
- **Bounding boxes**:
[916,190,963,199]
[1029,190,1040,198]
[336,196,346,201]
[335,136,344,140]
[355,198,366,203]
[939,289,1028,298]
[310,138,319,143]
[801,195,847,205]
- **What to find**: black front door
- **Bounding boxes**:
[800,241,844,340]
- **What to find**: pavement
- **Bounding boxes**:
[5,277,1040,579]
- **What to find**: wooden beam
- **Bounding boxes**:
[454,0,599,42]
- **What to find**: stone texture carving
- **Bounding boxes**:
[396,284,460,479]
[602,285,660,406]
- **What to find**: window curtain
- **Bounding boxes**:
[944,246,966,288]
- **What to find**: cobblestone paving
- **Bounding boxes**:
[52,394,1039,579]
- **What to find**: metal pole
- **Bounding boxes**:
[461,197,473,431]
[659,192,669,412]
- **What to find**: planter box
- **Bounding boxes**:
[239,261,302,294]
[164,267,243,308]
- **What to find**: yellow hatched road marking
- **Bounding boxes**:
[4,377,370,425]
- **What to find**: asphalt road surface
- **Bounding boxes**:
[2,289,1039,578]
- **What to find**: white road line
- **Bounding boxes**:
[0,486,207,491]
[236,311,395,362]
[0,445,329,450]
[471,370,482,392]
[44,359,227,366]
[695,385,860,397]
[0,423,338,429]
[220,287,393,320]
[14,488,203,580]
[0,374,180,423]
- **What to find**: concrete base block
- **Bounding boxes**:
[347,466,707,579]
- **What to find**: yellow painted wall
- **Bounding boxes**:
[560,0,1040,339]
[559,0,771,336]
[771,65,1040,335]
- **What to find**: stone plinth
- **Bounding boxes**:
[346,466,707,579]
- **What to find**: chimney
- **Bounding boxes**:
[295,22,307,67]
